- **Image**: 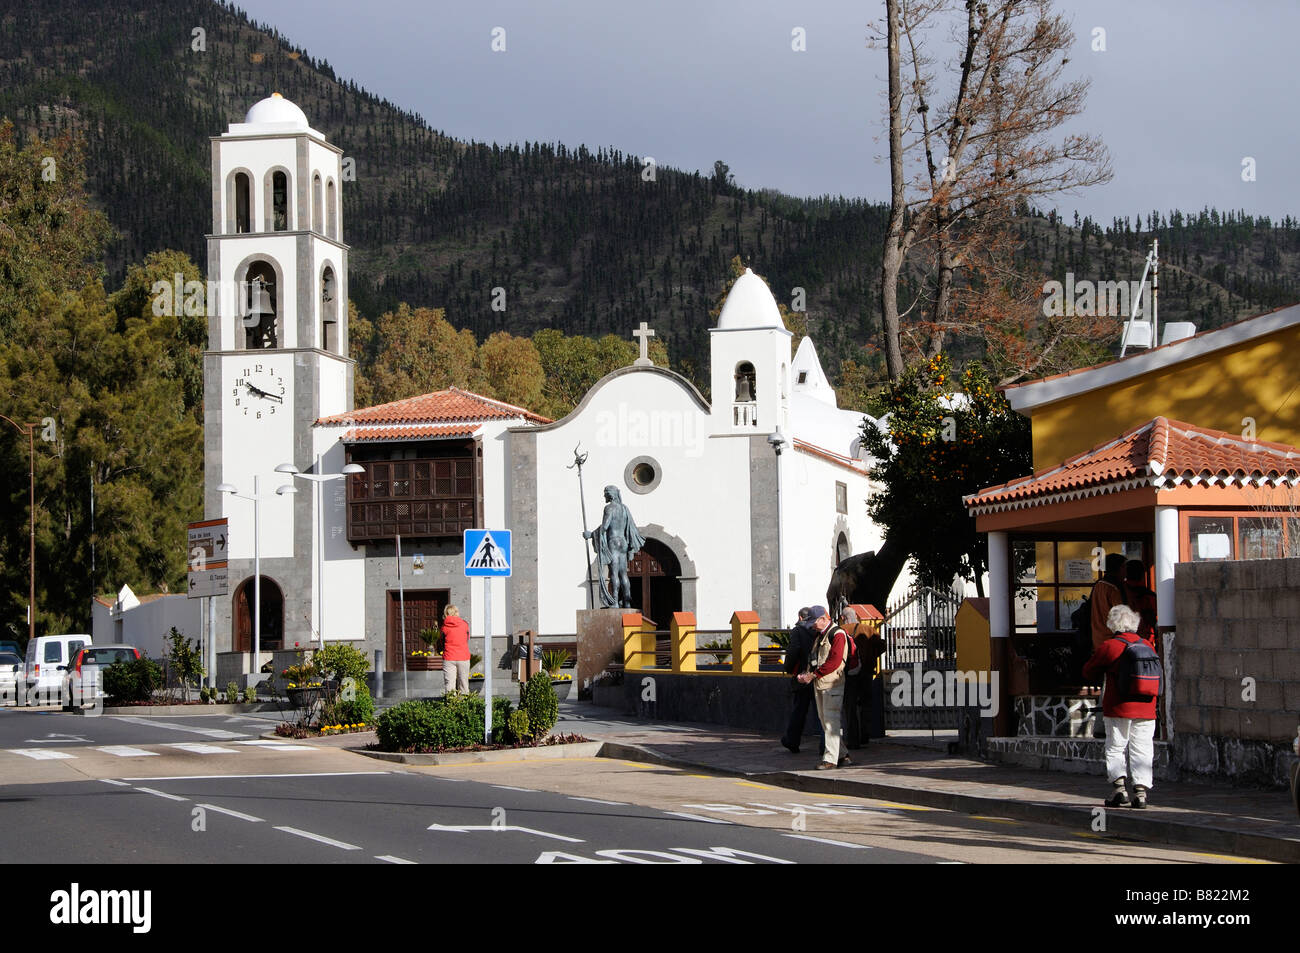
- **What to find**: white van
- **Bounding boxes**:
[24,634,89,705]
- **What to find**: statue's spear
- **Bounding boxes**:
[569,444,597,610]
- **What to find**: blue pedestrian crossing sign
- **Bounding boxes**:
[464,529,512,577]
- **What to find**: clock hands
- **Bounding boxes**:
[245,382,284,404]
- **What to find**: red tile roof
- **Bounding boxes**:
[965,417,1300,513]
[317,387,550,426]
[341,424,480,442]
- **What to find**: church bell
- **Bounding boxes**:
[243,279,275,328]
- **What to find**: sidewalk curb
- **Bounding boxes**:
[595,741,1300,863]
[100,702,280,716]
[356,741,605,765]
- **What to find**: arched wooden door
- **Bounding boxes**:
[627,538,681,627]
[233,576,285,652]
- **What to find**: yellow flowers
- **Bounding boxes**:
[320,722,367,733]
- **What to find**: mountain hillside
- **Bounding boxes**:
[3,0,1299,382]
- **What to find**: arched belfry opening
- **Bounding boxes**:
[312,173,323,233]
[733,361,757,426]
[271,170,289,231]
[321,265,337,352]
[326,179,337,239]
[243,260,279,349]
[233,171,251,233]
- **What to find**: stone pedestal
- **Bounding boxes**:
[576,608,626,699]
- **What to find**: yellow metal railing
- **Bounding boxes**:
[623,610,788,676]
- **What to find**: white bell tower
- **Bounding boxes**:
[203,93,354,658]
[709,268,792,436]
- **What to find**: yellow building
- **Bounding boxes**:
[965,304,1300,652]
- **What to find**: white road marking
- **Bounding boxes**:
[428,823,584,843]
[98,778,129,786]
[6,748,76,760]
[376,855,416,864]
[96,746,159,758]
[568,796,626,805]
[166,743,238,755]
[662,812,733,825]
[196,803,264,823]
[134,786,188,802]
[117,771,391,781]
[490,784,535,792]
[275,826,361,850]
[235,740,317,751]
[110,716,247,739]
[783,834,872,849]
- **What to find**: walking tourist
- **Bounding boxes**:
[1082,604,1162,809]
[780,607,823,755]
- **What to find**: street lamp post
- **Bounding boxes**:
[275,458,363,644]
[218,475,293,676]
[0,415,37,645]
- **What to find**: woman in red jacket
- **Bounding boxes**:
[1082,604,1158,808]
[440,605,471,694]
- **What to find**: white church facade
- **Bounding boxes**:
[201,95,900,679]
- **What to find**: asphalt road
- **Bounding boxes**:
[0,708,932,864]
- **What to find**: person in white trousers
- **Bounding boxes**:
[1082,604,1159,808]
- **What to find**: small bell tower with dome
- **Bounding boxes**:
[709,268,792,437]
[203,93,354,660]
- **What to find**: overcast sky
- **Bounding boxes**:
[234,0,1298,224]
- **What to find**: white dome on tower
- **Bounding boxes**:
[716,268,785,330]
[243,93,310,129]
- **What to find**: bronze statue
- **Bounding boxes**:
[585,485,646,608]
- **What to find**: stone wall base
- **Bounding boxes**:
[1173,732,1295,789]
[984,736,1176,781]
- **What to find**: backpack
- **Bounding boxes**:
[844,629,862,677]
[1113,635,1162,701]
[809,625,847,689]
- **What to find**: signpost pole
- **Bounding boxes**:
[484,576,493,744]
[208,595,216,689]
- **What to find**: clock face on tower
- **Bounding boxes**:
[227,360,291,425]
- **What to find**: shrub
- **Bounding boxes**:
[520,674,558,738]
[103,657,163,703]
[243,685,257,703]
[313,643,370,683]
[324,682,375,727]
[165,627,205,701]
[701,638,732,665]
[225,681,240,703]
[507,709,531,742]
[376,694,514,752]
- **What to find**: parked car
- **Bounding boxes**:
[0,640,22,657]
[0,651,22,705]
[63,645,142,709]
[24,634,89,705]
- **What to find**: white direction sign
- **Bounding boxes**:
[188,566,229,600]
[463,529,511,577]
[187,518,229,566]
[188,518,230,599]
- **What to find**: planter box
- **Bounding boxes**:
[359,740,605,765]
[551,679,573,700]
[405,656,443,672]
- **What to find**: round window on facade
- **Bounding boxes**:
[623,455,662,495]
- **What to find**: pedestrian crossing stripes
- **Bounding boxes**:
[5,741,321,760]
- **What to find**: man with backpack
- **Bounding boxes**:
[796,605,854,770]
[1082,604,1162,808]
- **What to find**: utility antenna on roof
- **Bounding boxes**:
[1120,239,1159,358]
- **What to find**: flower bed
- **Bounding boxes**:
[367,732,591,755]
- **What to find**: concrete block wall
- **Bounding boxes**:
[1174,558,1300,786]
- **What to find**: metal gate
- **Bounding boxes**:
[881,585,960,730]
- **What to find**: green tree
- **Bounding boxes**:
[860,354,1030,594]
[0,121,113,341]
[352,303,478,406]
[108,250,208,419]
[473,331,545,411]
